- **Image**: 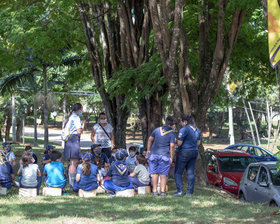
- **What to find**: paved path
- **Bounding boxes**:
[23,126,142,149]
[24,127,93,148]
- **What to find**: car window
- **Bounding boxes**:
[250,147,263,157]
[238,146,249,152]
[218,156,255,172]
[208,154,218,173]
[269,168,280,186]
[247,166,259,182]
[260,149,271,157]
[257,167,268,184]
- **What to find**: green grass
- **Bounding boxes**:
[1,144,280,223]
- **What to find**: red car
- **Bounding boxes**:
[205,149,256,194]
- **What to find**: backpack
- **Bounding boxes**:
[61,119,72,142]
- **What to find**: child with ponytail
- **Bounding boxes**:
[73,152,100,192]
[18,152,42,194]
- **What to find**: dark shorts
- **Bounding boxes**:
[64,134,82,159]
[148,154,171,176]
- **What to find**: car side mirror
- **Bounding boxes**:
[259,182,269,187]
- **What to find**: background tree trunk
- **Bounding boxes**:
[43,65,48,148]
[11,94,16,142]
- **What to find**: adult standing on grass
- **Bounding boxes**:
[146,116,176,196]
[91,112,114,159]
[173,115,201,197]
[63,103,85,188]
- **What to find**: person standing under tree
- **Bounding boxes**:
[147,116,176,196]
[173,115,201,197]
[63,103,85,188]
[91,112,115,158]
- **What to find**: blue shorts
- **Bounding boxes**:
[103,180,132,192]
[148,154,171,176]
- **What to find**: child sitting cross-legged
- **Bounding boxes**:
[43,151,66,190]
[18,152,42,194]
[128,154,150,188]
[103,148,132,196]
[73,152,100,193]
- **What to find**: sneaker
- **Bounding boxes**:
[108,192,116,197]
[152,191,159,196]
[185,192,193,196]
[160,192,167,196]
[172,192,183,197]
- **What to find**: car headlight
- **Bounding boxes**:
[223,177,238,186]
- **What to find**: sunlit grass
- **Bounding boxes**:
[1,143,279,223]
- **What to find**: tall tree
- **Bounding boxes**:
[149,0,261,184]
[77,0,156,147]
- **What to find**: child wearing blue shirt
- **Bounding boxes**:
[73,152,100,192]
[43,151,66,189]
[103,148,132,196]
[126,146,137,171]
[2,142,16,169]
[0,153,15,189]
[42,145,55,167]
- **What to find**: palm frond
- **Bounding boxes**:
[0,69,37,95]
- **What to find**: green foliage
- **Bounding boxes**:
[105,54,166,109]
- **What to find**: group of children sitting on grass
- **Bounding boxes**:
[0,142,151,196]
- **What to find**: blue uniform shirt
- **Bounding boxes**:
[0,162,14,184]
[178,125,201,150]
[43,154,50,161]
[150,126,176,157]
[106,160,130,187]
[76,163,98,191]
[43,162,66,188]
[91,152,109,167]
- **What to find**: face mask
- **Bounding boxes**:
[100,119,107,124]
[129,152,135,158]
[78,112,83,116]
[6,147,11,152]
[112,153,116,157]
[30,151,34,155]
[96,150,101,155]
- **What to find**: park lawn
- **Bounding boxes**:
[0,144,279,223]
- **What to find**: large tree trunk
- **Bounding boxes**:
[77,1,152,148]
[16,120,23,142]
[139,88,164,148]
[150,0,247,185]
[43,65,48,148]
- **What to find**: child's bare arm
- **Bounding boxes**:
[129,172,136,177]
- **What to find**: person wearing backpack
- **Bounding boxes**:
[91,112,115,158]
[63,103,85,188]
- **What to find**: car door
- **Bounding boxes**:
[206,153,220,186]
[244,165,260,201]
[254,166,272,204]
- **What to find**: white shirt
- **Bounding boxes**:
[93,123,113,148]
[69,113,82,135]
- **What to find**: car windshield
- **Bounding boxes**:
[218,156,255,172]
[269,168,280,186]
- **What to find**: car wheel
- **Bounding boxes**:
[239,192,246,201]
[270,201,278,207]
